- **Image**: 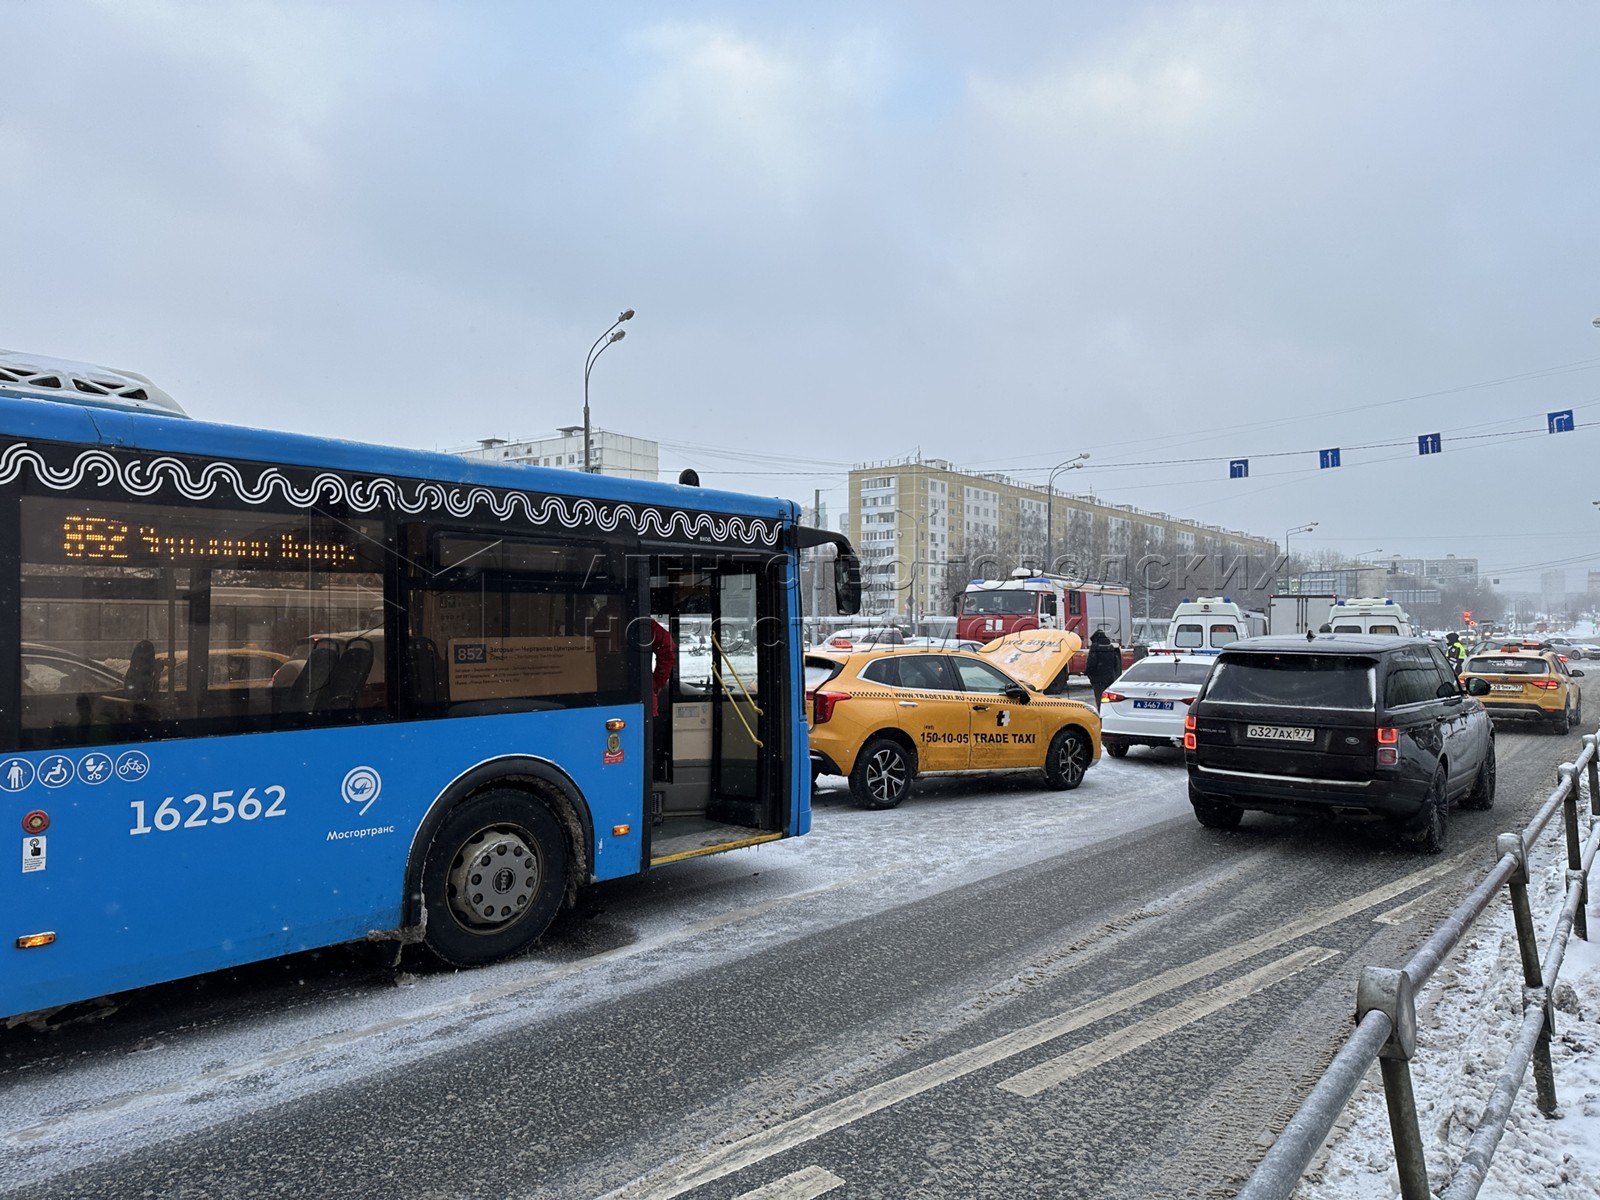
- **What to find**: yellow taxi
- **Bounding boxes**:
[805,629,1101,808]
[153,646,290,691]
[1459,641,1585,734]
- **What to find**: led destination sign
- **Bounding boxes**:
[23,498,371,571]
[62,514,359,567]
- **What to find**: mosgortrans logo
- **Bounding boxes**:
[341,766,381,816]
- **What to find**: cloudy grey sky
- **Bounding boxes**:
[4,1,1597,590]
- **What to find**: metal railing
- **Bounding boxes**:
[1238,729,1600,1200]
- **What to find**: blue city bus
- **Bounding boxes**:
[0,353,859,1021]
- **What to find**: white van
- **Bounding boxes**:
[1325,597,1413,636]
[1165,597,1268,655]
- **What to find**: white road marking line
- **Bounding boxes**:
[1372,886,1444,925]
[735,1165,845,1199]
[3,871,883,1146]
[997,946,1339,1097]
[602,856,1466,1200]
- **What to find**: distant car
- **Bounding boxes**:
[1543,635,1598,663]
[1099,653,1214,757]
[21,643,122,696]
[898,636,986,652]
[812,626,905,653]
[154,646,289,691]
[1459,644,1584,733]
[1185,634,1495,853]
[19,643,129,736]
[806,630,1100,808]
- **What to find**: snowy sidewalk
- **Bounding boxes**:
[1299,820,1600,1198]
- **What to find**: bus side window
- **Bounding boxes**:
[17,495,386,748]
[408,531,634,714]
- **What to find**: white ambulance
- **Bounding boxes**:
[1164,597,1268,655]
[1324,597,1413,636]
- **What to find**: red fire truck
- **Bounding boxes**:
[956,571,1137,673]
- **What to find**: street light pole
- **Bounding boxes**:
[583,308,634,474]
[1283,521,1317,590]
[1043,453,1090,573]
[1284,521,1317,561]
[894,506,926,626]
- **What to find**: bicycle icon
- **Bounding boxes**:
[115,751,151,781]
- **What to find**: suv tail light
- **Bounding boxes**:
[1376,725,1398,766]
[813,691,850,724]
[1531,679,1561,690]
[1183,712,1197,750]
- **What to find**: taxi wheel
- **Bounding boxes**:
[850,737,914,810]
[1552,705,1571,736]
[1044,726,1092,790]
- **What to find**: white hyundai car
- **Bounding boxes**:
[1099,652,1215,757]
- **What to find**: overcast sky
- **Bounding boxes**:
[4,1,1598,591]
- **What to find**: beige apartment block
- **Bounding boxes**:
[847,456,1277,622]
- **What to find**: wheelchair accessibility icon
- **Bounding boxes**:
[38,756,74,788]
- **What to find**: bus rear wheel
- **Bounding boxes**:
[421,789,568,967]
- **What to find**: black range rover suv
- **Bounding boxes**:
[1183,635,1495,853]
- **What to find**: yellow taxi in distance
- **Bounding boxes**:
[1459,642,1585,734]
[805,629,1101,808]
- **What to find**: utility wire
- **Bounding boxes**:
[969,356,1600,470]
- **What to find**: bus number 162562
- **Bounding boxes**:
[129,787,287,834]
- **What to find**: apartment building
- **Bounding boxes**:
[847,457,1277,620]
[450,428,659,480]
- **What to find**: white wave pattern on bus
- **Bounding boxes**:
[0,444,781,546]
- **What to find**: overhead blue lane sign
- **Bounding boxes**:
[1229,459,1249,479]
[1319,448,1341,469]
[1549,410,1575,433]
[1418,433,1442,455]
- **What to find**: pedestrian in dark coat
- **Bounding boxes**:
[1085,629,1121,711]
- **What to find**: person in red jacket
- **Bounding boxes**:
[649,618,676,717]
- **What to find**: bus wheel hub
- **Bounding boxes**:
[448,828,539,929]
